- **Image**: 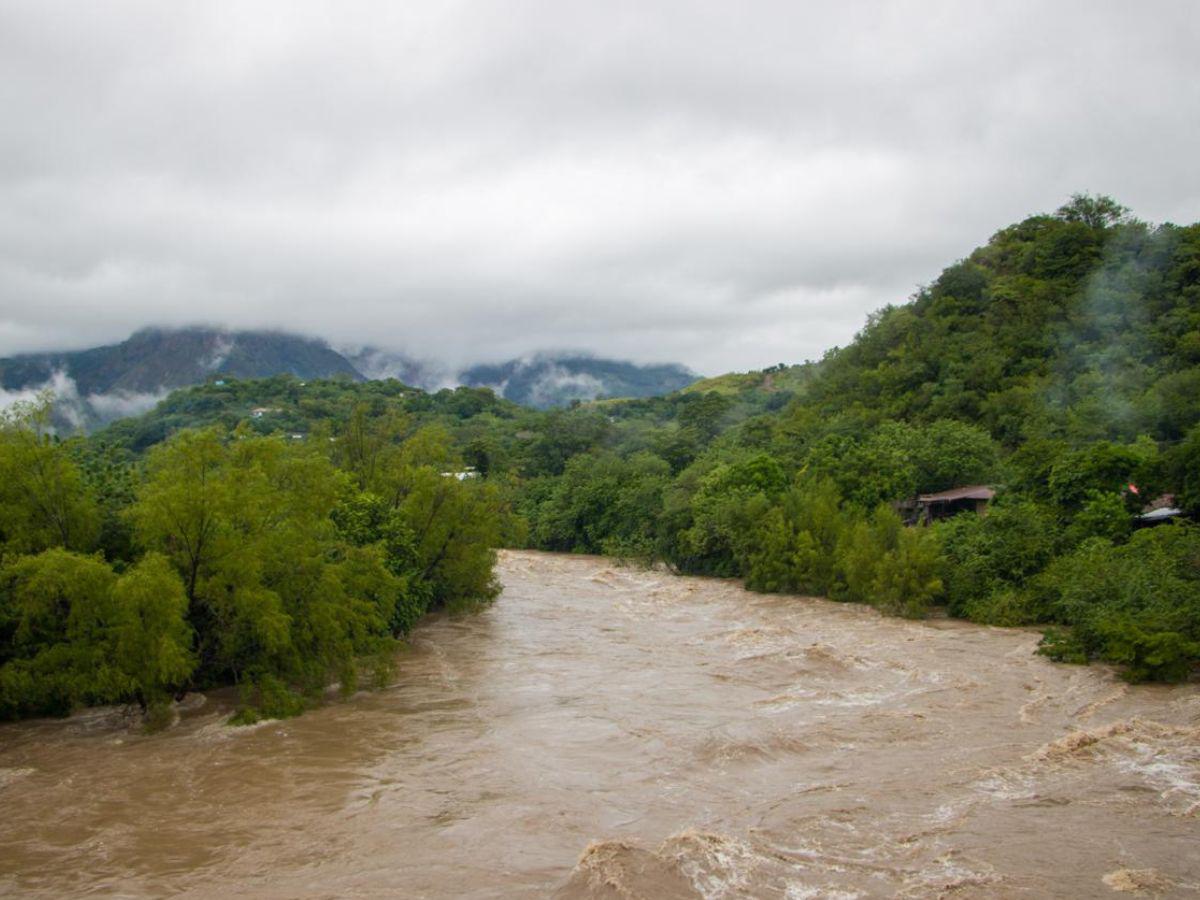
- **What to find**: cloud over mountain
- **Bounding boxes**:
[0,2,1197,373]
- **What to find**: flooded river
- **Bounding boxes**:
[1,550,1197,898]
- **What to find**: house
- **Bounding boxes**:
[1136,494,1183,528]
[250,407,281,418]
[440,467,479,481]
[896,485,995,525]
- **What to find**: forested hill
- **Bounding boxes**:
[92,194,1200,477]
[785,194,1200,447]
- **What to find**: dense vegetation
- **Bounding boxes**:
[508,195,1198,682]
[4,195,1197,720]
[0,398,510,726]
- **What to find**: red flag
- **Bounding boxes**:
[1128,483,1140,495]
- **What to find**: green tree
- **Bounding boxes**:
[111,553,195,718]
[0,399,100,557]
[0,550,125,718]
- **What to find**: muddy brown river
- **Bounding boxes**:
[1,551,1197,898]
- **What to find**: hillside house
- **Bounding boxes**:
[896,485,995,525]
[1136,494,1183,527]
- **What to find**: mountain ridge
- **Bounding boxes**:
[0,326,700,426]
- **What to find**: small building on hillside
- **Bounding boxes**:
[1136,494,1183,528]
[896,485,995,525]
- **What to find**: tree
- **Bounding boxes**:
[111,553,194,718]
[396,467,503,612]
[130,428,398,718]
[0,550,125,718]
[1054,193,1130,229]
[1167,423,1200,517]
[0,399,99,557]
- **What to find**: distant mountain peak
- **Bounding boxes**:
[0,326,362,430]
[0,326,701,428]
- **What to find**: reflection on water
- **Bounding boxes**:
[1,551,1197,898]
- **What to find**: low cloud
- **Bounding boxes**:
[83,387,169,422]
[0,369,165,431]
[0,2,1197,374]
[527,365,606,407]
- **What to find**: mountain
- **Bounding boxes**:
[343,347,700,408]
[0,327,699,427]
[460,355,698,408]
[0,327,362,429]
[0,326,363,395]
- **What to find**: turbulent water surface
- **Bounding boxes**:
[1,551,1198,898]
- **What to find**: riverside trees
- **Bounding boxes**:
[0,401,508,725]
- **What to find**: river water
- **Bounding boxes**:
[1,551,1197,898]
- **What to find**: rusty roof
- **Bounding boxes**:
[917,485,995,503]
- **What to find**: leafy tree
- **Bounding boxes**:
[1036,525,1200,681]
[396,469,504,612]
[870,525,944,619]
[129,428,396,716]
[0,400,100,557]
[1064,491,1132,545]
[111,553,194,718]
[1054,193,1130,229]
[1167,423,1200,517]
[936,501,1059,618]
[745,479,845,595]
[0,550,125,718]
[676,453,787,576]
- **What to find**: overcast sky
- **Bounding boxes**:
[1,1,1197,374]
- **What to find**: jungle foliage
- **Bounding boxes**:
[0,398,510,725]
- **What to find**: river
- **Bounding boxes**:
[0,550,1197,898]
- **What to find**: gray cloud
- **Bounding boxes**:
[1,0,1197,375]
